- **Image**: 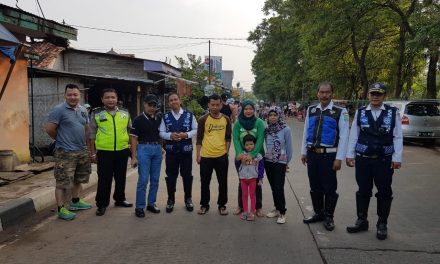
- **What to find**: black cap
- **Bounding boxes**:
[144,94,158,104]
[368,83,386,93]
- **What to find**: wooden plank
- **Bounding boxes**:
[0,171,33,182]
[14,162,54,173]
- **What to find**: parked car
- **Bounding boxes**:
[385,100,440,143]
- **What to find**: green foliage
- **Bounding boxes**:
[181,96,205,120]
[250,0,439,100]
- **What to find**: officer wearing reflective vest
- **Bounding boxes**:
[301,81,349,231]
[346,83,402,240]
[88,88,133,216]
[159,93,198,213]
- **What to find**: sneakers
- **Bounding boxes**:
[58,207,76,220]
[69,199,92,211]
[266,209,280,218]
[277,214,286,224]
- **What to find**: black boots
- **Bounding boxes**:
[376,197,392,240]
[347,194,370,233]
[323,194,339,231]
[303,191,325,224]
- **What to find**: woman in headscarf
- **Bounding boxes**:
[232,99,266,217]
[264,106,293,224]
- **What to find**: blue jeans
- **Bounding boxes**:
[135,144,162,209]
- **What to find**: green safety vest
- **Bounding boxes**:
[94,108,130,151]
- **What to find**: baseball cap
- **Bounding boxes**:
[144,94,158,104]
[368,83,386,94]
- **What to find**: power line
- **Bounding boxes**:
[70,24,247,41]
[211,41,254,49]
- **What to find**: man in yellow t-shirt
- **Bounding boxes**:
[196,94,232,215]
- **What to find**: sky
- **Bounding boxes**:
[3,0,267,90]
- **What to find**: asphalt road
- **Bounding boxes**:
[0,119,439,264]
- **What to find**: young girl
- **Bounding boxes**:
[264,106,293,224]
[236,134,264,221]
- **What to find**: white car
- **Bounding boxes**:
[385,100,440,143]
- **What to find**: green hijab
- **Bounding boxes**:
[238,99,257,130]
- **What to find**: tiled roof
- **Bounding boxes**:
[30,42,65,68]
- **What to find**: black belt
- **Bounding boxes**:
[356,153,379,159]
[138,141,161,145]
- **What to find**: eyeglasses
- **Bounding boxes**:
[369,92,384,96]
[147,102,157,107]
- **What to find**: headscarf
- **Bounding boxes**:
[238,99,257,130]
[266,106,287,162]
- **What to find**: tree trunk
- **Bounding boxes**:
[394,25,406,99]
[426,50,439,99]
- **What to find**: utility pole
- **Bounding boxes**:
[208,40,211,85]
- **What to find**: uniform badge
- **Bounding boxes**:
[360,116,368,124]
[120,113,127,119]
[383,117,391,125]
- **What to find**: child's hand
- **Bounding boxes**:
[236,154,245,161]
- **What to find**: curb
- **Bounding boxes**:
[0,172,98,231]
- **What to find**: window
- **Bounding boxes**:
[405,103,440,116]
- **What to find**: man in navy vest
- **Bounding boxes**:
[301,81,349,231]
[346,83,403,240]
[160,93,198,213]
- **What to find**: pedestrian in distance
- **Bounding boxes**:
[220,93,237,123]
[346,83,403,240]
[46,84,93,221]
[232,99,266,217]
[264,106,293,224]
[236,134,264,221]
[301,81,349,231]
[196,94,232,216]
[159,93,198,213]
[88,88,133,217]
[130,94,163,218]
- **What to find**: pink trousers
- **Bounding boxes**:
[240,178,257,213]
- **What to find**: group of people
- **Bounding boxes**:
[46,80,402,239]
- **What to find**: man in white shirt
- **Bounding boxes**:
[300,81,350,231]
[346,83,403,240]
[159,93,198,213]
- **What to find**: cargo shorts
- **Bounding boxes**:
[54,148,91,189]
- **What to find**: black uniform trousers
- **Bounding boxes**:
[306,151,337,196]
[200,154,228,210]
[165,151,193,201]
[355,155,393,198]
[96,149,129,208]
[235,161,262,210]
[265,160,287,214]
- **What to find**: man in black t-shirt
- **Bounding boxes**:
[130,94,163,218]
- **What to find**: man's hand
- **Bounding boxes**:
[301,155,307,165]
[258,179,263,186]
[197,154,201,164]
[391,162,401,169]
[332,159,342,171]
[171,132,180,141]
[90,154,97,164]
[178,132,188,140]
[346,158,355,167]
[131,157,138,168]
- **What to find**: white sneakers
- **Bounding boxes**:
[266,209,280,218]
[277,214,286,224]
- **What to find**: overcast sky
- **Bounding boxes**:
[4,0,266,90]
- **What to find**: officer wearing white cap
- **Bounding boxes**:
[346,83,403,240]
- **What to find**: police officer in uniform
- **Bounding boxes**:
[346,83,402,240]
[159,93,198,213]
[89,88,133,216]
[301,81,349,231]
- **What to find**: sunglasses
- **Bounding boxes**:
[147,102,157,107]
[369,92,384,96]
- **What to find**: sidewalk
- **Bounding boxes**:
[0,164,98,231]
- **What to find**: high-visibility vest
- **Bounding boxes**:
[94,108,130,151]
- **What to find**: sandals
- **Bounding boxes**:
[240,212,247,220]
[197,207,209,215]
[219,207,229,216]
[255,209,265,217]
[233,207,243,215]
[247,213,255,221]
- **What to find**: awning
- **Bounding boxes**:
[0,23,19,45]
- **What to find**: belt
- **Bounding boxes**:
[308,147,337,154]
[356,153,379,159]
[138,141,161,145]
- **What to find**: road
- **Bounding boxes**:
[0,119,439,264]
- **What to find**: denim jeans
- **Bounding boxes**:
[135,144,163,209]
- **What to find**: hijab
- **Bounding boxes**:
[266,106,287,162]
[238,99,257,130]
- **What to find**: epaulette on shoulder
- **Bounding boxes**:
[92,106,104,113]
